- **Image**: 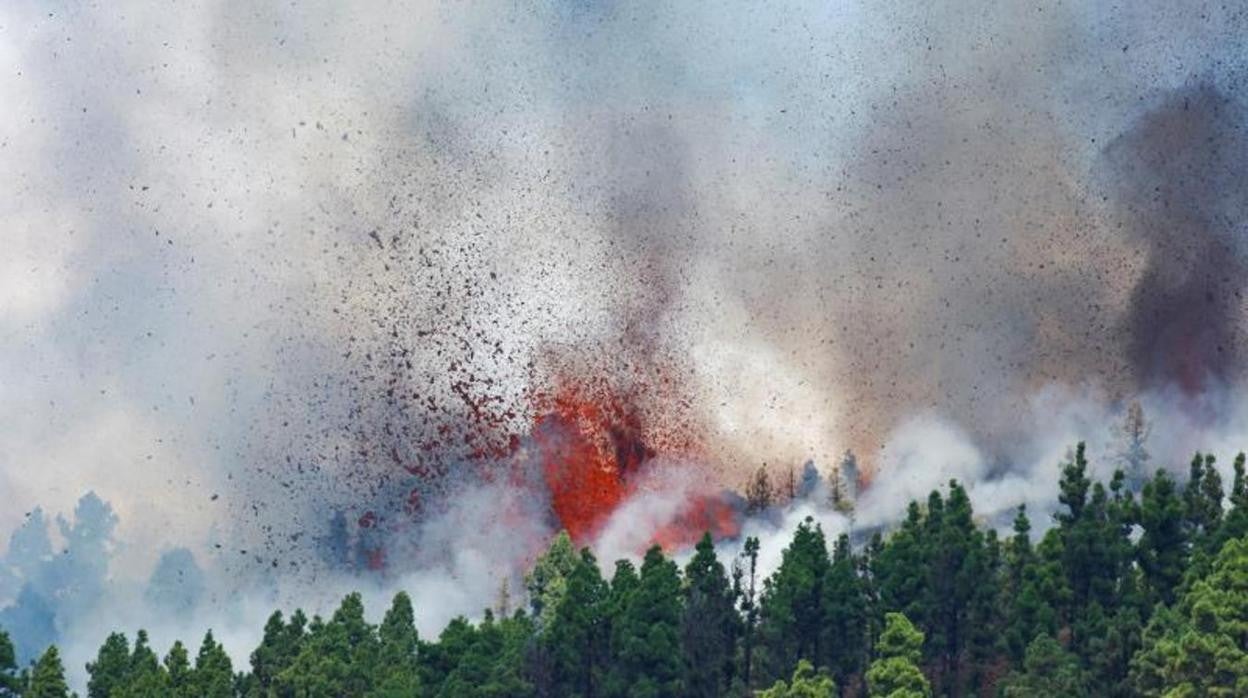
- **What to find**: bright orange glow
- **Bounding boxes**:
[532,379,649,544]
[531,377,739,549]
[650,495,741,552]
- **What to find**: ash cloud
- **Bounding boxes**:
[2,0,1248,684]
[1105,85,1248,394]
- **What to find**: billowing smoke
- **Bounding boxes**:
[2,0,1247,686]
[1107,86,1248,394]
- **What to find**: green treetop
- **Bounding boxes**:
[866,612,931,698]
[26,646,69,698]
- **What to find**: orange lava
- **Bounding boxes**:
[531,377,740,549]
[650,495,741,552]
[532,380,652,544]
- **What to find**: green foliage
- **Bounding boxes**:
[419,616,477,693]
[738,535,762,689]
[375,592,421,694]
[86,631,130,698]
[1002,506,1057,662]
[113,629,169,697]
[923,481,988,694]
[1057,445,1128,616]
[821,533,867,688]
[606,546,684,697]
[681,533,739,698]
[164,641,193,697]
[873,502,927,627]
[15,441,1248,698]
[192,630,235,698]
[758,659,836,698]
[542,548,610,698]
[998,634,1090,697]
[758,517,830,683]
[1131,536,1248,696]
[865,613,930,698]
[26,646,69,698]
[1183,453,1224,549]
[437,610,534,698]
[0,630,20,697]
[273,593,380,697]
[1139,469,1188,606]
[525,530,578,629]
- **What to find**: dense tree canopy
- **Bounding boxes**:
[4,442,1248,697]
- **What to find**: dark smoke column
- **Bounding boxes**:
[1103,85,1248,395]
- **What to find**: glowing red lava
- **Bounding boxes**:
[531,378,740,550]
[532,381,649,543]
[650,496,741,551]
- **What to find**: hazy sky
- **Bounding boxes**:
[2,0,1247,580]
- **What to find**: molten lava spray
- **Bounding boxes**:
[529,377,740,548]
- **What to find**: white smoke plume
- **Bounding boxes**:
[2,0,1247,687]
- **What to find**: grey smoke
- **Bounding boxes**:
[2,0,1248,686]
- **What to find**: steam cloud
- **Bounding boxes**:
[2,0,1247,685]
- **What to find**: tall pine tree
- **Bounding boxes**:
[758,517,830,684]
[607,546,684,698]
[682,533,739,698]
[821,533,867,692]
[26,646,69,698]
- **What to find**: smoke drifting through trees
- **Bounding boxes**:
[2,0,1248,686]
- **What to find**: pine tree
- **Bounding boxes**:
[758,659,837,698]
[164,641,193,697]
[483,611,537,698]
[873,502,928,628]
[998,634,1090,697]
[543,548,609,698]
[758,517,830,684]
[1183,453,1224,550]
[116,629,169,697]
[376,591,420,693]
[821,533,867,691]
[682,533,739,698]
[1232,453,1248,509]
[191,630,235,698]
[1107,469,1143,607]
[1056,444,1100,613]
[278,593,379,696]
[1082,601,1143,698]
[738,536,762,690]
[1219,453,1248,544]
[439,610,534,698]
[1130,536,1248,695]
[1057,444,1093,526]
[1114,400,1151,490]
[249,610,297,693]
[1183,454,1225,568]
[0,630,20,697]
[746,467,775,514]
[86,631,131,698]
[1138,469,1188,606]
[330,591,380,694]
[419,616,477,694]
[526,531,579,630]
[1033,529,1073,635]
[605,558,640,674]
[1003,506,1055,662]
[923,481,986,696]
[966,529,1004,693]
[605,546,684,697]
[865,613,931,698]
[26,646,69,698]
